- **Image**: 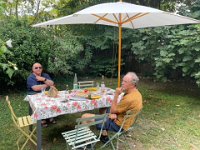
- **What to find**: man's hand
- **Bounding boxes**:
[115,87,123,96]
[36,76,45,82]
[109,114,117,121]
[110,87,123,114]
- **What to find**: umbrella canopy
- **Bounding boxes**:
[33,1,200,87]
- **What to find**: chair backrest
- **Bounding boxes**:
[119,109,141,133]
[75,113,108,139]
[78,81,94,89]
[5,96,19,126]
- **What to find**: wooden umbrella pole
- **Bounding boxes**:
[117,0,123,87]
[118,16,122,87]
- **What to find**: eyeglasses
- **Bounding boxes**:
[34,67,42,70]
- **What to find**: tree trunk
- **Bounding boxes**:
[15,0,18,19]
[32,0,41,24]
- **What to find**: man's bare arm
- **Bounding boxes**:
[32,84,48,91]
[35,76,54,86]
[32,76,54,91]
[44,78,54,86]
[110,87,122,113]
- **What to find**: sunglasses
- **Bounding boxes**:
[34,67,42,70]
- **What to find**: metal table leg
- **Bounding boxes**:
[37,120,42,150]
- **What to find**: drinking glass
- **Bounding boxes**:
[41,88,46,95]
[96,82,100,88]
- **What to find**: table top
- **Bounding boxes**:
[25,88,115,120]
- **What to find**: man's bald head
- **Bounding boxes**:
[32,63,43,75]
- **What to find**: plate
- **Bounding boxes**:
[85,87,98,91]
[91,95,101,99]
[69,96,88,101]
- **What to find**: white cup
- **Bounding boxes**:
[41,88,46,95]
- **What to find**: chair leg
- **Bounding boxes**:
[110,140,116,150]
[21,128,37,150]
[23,127,37,145]
[101,133,119,150]
[17,135,24,150]
[17,126,37,150]
[91,143,95,150]
[116,138,119,150]
[27,128,37,140]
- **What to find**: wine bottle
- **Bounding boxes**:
[101,75,105,92]
[73,73,78,89]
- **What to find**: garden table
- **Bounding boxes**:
[24,88,115,150]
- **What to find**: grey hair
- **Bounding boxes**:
[127,72,139,86]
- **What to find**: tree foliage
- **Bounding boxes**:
[0,0,200,88]
[0,39,17,81]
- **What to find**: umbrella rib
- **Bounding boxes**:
[125,13,135,28]
[113,14,120,23]
[92,14,118,25]
[122,13,149,25]
[122,13,142,22]
[93,13,108,23]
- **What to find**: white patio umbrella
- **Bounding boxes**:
[33,1,200,87]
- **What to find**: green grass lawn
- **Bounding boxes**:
[0,78,200,150]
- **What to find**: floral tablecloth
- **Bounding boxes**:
[25,88,115,121]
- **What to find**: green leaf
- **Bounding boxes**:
[195,58,200,63]
[6,68,14,79]
[163,58,172,63]
[0,63,7,70]
[183,56,192,62]
[160,50,168,57]
[195,72,200,78]
[182,67,189,73]
[178,48,185,54]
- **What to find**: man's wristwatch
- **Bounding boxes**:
[44,78,47,82]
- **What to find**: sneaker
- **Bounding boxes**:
[49,118,56,124]
[100,135,109,143]
[41,120,48,128]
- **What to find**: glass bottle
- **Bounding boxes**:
[73,73,78,89]
[65,84,69,94]
[65,84,69,101]
[101,75,105,93]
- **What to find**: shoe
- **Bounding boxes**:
[49,118,56,124]
[100,135,109,143]
[41,120,48,128]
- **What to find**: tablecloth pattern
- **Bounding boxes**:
[25,89,115,120]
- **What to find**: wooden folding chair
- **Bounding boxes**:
[62,113,108,150]
[5,96,37,150]
[100,110,141,150]
[78,81,94,89]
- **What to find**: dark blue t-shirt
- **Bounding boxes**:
[27,73,52,95]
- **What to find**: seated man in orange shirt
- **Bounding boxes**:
[81,72,143,143]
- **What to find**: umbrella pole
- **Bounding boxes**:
[118,24,122,87]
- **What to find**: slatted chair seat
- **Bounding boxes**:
[78,81,94,89]
[18,116,34,128]
[62,114,108,150]
[62,127,99,149]
[6,96,37,150]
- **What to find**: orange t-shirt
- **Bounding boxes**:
[114,89,143,131]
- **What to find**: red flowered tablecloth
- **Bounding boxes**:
[25,88,115,121]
